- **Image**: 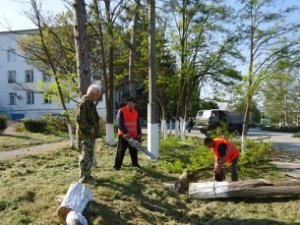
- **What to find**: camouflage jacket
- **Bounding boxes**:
[76,95,100,139]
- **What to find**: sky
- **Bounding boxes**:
[0,0,69,32]
[1,0,299,109]
[1,0,299,32]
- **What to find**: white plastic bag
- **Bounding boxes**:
[60,182,93,213]
[66,210,88,225]
[58,182,93,220]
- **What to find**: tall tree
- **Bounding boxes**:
[128,0,141,99]
[89,0,129,145]
[227,82,261,124]
[263,62,300,126]
[237,0,300,149]
[19,1,76,147]
[73,0,91,97]
[164,0,240,137]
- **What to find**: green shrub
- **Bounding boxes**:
[43,114,75,133]
[160,135,275,179]
[23,119,47,133]
[160,137,214,174]
[0,199,11,211]
[238,139,273,177]
[187,145,214,173]
[207,123,239,141]
[15,123,26,132]
[0,115,8,134]
[18,215,32,225]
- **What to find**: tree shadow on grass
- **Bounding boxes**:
[86,165,300,225]
[189,213,300,225]
[87,166,189,224]
[85,201,129,225]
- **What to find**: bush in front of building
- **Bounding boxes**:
[0,115,8,134]
[43,114,76,133]
[23,119,47,133]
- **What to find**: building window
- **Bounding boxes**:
[25,70,34,83]
[43,73,51,82]
[9,93,17,105]
[8,70,16,83]
[26,91,34,104]
[44,98,52,104]
[7,49,16,62]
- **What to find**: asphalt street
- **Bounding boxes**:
[179,128,300,155]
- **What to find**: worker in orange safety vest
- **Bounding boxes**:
[113,97,142,171]
[204,137,240,181]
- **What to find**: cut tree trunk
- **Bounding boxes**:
[189,179,300,199]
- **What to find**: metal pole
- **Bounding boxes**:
[147,0,159,158]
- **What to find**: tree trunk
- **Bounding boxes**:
[104,0,115,145]
[241,2,255,151]
[175,120,180,136]
[157,97,167,139]
[189,179,300,199]
[31,0,75,147]
[73,0,90,97]
[180,117,186,139]
[128,0,140,99]
[241,99,251,151]
[92,0,114,145]
[169,119,173,135]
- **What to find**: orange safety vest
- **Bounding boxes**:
[117,106,139,138]
[211,137,240,163]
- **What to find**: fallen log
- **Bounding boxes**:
[189,179,300,199]
[163,171,190,194]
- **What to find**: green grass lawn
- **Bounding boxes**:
[0,131,68,151]
[0,138,299,225]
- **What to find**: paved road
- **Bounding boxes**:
[184,128,300,155]
[247,128,300,154]
[0,141,69,160]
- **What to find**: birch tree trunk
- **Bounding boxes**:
[104,0,115,145]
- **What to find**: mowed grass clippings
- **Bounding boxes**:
[0,131,67,151]
[0,138,299,225]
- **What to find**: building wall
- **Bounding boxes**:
[0,29,106,120]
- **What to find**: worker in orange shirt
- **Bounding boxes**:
[204,137,240,182]
[113,97,142,170]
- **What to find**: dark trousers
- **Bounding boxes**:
[114,136,138,169]
[230,157,239,181]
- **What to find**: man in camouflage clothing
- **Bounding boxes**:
[76,84,101,183]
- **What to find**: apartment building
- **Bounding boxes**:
[0,29,107,120]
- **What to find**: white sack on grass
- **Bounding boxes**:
[60,182,93,213]
[66,210,88,225]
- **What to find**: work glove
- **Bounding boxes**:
[214,170,225,182]
[136,135,142,142]
[123,134,130,139]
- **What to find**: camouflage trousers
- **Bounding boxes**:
[78,137,96,179]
